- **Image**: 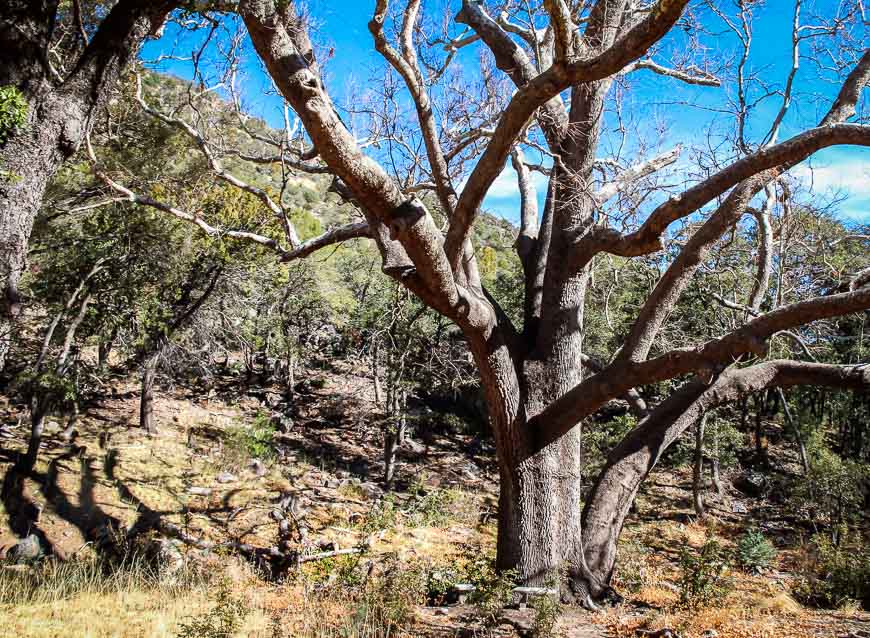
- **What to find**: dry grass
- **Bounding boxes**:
[1,377,868,637]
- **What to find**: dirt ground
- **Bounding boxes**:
[1,362,868,637]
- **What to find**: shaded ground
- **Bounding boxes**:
[0,361,868,637]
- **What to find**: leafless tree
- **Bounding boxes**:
[80,0,869,604]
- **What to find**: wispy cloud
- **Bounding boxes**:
[792,148,870,222]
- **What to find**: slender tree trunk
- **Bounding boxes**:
[693,413,707,517]
[383,397,406,489]
[98,326,119,370]
[22,396,48,472]
[372,339,383,407]
[140,351,160,435]
[709,458,724,497]
[777,387,809,474]
[62,401,80,441]
[754,394,768,465]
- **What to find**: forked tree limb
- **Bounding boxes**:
[581,359,870,579]
[532,286,870,445]
[444,0,691,268]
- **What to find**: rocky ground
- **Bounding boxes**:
[0,361,868,637]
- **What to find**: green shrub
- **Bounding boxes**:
[406,489,461,527]
[177,577,249,638]
[789,434,868,537]
[302,556,426,637]
[793,532,870,610]
[359,494,400,533]
[736,529,777,573]
[661,415,744,469]
[613,539,652,594]
[0,85,27,145]
[462,552,517,627]
[531,592,562,638]
[360,560,427,633]
[677,533,734,609]
[226,411,276,462]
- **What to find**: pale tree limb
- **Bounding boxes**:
[369,0,459,215]
[579,122,870,260]
[240,0,495,329]
[532,286,870,444]
[611,51,870,364]
[455,0,568,153]
[582,358,870,579]
[134,73,302,248]
[623,58,721,86]
[281,222,372,261]
[543,0,578,60]
[592,146,682,205]
[445,0,691,268]
[747,185,775,314]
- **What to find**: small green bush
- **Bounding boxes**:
[406,488,461,527]
[0,85,28,144]
[462,552,517,627]
[531,592,562,638]
[226,411,276,462]
[305,556,426,637]
[789,434,868,536]
[359,494,400,533]
[176,577,249,638]
[793,532,870,610]
[677,533,734,609]
[736,529,777,573]
[614,539,652,593]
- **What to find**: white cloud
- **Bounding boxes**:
[483,164,549,201]
[792,155,870,198]
[791,149,870,222]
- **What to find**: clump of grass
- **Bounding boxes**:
[357,489,467,533]
[0,551,203,607]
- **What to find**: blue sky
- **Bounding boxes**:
[141,0,868,225]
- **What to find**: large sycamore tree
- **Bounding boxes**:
[19,0,870,604]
